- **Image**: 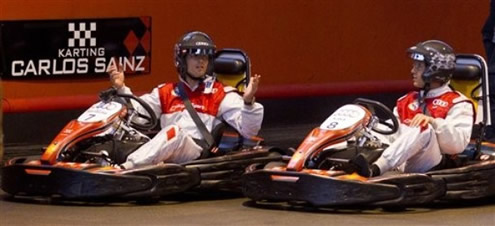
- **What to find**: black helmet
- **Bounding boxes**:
[407,40,456,84]
[174,31,216,79]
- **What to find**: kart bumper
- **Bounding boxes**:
[243,160,495,207]
[1,148,284,200]
[242,170,444,207]
[1,156,200,200]
[427,160,495,200]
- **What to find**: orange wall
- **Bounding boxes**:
[0,0,490,100]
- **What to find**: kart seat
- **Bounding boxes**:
[194,49,262,159]
[213,48,251,92]
[450,54,491,128]
[448,54,491,162]
[450,55,486,112]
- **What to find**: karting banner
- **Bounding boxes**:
[0,17,151,79]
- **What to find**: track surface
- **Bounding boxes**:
[1,188,494,226]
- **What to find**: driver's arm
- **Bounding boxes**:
[218,90,264,138]
[108,64,162,121]
[430,101,474,155]
[118,85,163,124]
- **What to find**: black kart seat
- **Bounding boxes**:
[452,57,483,81]
[451,55,486,112]
[213,49,251,92]
[449,54,491,160]
[450,54,490,127]
[193,48,260,159]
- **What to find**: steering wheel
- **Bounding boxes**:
[100,88,158,131]
[352,98,399,135]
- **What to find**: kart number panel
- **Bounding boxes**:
[320,104,366,131]
[78,102,123,123]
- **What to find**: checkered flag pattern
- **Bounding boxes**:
[68,22,96,47]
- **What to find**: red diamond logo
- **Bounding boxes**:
[140,17,151,29]
[140,30,151,54]
[124,31,139,55]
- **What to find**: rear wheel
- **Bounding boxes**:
[134,197,161,205]
[264,161,286,170]
[382,205,407,212]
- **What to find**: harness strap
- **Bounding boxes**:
[177,83,216,150]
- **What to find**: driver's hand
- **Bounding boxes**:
[243,74,261,104]
[108,64,125,89]
[409,113,434,128]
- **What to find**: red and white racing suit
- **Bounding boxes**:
[118,76,264,169]
[372,84,475,173]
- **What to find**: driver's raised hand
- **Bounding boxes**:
[108,64,125,89]
[243,74,261,104]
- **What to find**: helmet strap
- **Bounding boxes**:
[186,72,205,81]
[180,71,205,89]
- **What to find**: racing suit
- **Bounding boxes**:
[119,76,264,169]
[372,84,474,174]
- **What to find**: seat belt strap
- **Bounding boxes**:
[177,83,215,149]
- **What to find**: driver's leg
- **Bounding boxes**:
[401,127,443,173]
[121,125,202,169]
[373,125,443,174]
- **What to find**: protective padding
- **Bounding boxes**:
[449,79,479,110]
[214,49,250,92]
[450,57,484,112]
[216,73,246,92]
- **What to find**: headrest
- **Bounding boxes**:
[214,51,247,75]
[452,57,482,81]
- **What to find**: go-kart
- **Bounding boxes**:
[242,54,495,207]
[1,49,284,201]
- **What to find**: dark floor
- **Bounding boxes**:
[0,188,494,226]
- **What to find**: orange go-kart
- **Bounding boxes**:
[242,54,495,207]
[1,49,284,201]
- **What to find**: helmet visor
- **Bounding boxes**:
[184,48,215,56]
[410,52,425,61]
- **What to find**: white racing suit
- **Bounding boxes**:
[118,76,264,169]
[372,84,475,174]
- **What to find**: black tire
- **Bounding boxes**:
[382,205,407,212]
[134,197,160,205]
[245,163,264,173]
[264,161,286,170]
[7,155,42,164]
